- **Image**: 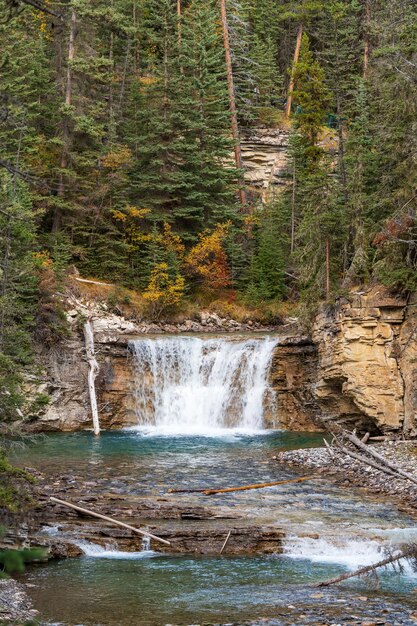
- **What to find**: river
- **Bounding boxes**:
[14,335,417,625]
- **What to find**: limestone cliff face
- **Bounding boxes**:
[267,336,321,431]
[241,128,289,201]
[312,287,417,435]
[32,336,138,432]
[29,286,417,435]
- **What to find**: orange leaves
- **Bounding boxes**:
[143,263,185,318]
[373,214,415,248]
[186,222,232,290]
[102,146,132,170]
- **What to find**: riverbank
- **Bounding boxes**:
[276,440,417,516]
[0,579,41,625]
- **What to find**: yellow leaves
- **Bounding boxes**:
[112,205,150,244]
[143,263,185,318]
[244,214,259,227]
[33,251,53,270]
[112,206,150,223]
[111,210,127,223]
[102,146,132,170]
[162,223,185,258]
[138,76,158,86]
[33,0,52,39]
[186,222,232,290]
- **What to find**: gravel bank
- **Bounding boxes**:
[0,578,40,625]
[276,440,417,514]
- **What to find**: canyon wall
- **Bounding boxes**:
[312,287,417,435]
[29,285,417,435]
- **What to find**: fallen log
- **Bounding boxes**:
[333,438,399,478]
[75,277,115,287]
[50,497,171,546]
[345,430,417,486]
[314,549,411,587]
[169,475,316,495]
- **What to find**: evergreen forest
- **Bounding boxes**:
[1,0,417,420]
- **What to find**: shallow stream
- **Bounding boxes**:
[16,429,417,625]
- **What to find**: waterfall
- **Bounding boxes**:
[129,336,278,434]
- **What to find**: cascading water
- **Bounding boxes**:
[128,336,278,434]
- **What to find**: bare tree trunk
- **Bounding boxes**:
[363,0,371,79]
[291,157,296,253]
[325,239,330,298]
[344,430,417,486]
[315,549,410,587]
[219,0,247,211]
[177,0,183,74]
[108,1,115,144]
[285,23,303,118]
[169,475,315,494]
[53,8,77,233]
[83,320,100,436]
[132,2,139,74]
[50,497,171,545]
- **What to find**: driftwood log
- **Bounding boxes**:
[169,475,316,495]
[50,497,171,546]
[315,547,414,587]
[325,423,417,487]
[344,430,417,486]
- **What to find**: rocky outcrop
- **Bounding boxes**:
[241,128,289,201]
[312,286,417,435]
[267,336,321,431]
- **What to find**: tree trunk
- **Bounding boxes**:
[219,0,247,211]
[363,0,371,79]
[325,238,330,298]
[285,23,303,118]
[291,157,296,253]
[53,8,77,233]
[50,497,171,546]
[315,549,410,587]
[83,320,100,436]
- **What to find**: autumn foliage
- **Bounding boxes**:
[373,214,415,247]
[143,263,185,319]
[186,223,232,290]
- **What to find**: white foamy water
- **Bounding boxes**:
[129,336,278,434]
[76,540,156,560]
[284,536,385,569]
[283,535,417,576]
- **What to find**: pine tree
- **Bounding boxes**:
[289,35,345,299]
[245,197,290,303]
[0,172,38,421]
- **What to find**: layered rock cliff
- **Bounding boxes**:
[241,128,289,201]
[312,286,417,436]
[29,285,417,436]
[30,312,320,432]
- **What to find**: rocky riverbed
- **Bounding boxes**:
[276,440,417,515]
[0,579,41,625]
